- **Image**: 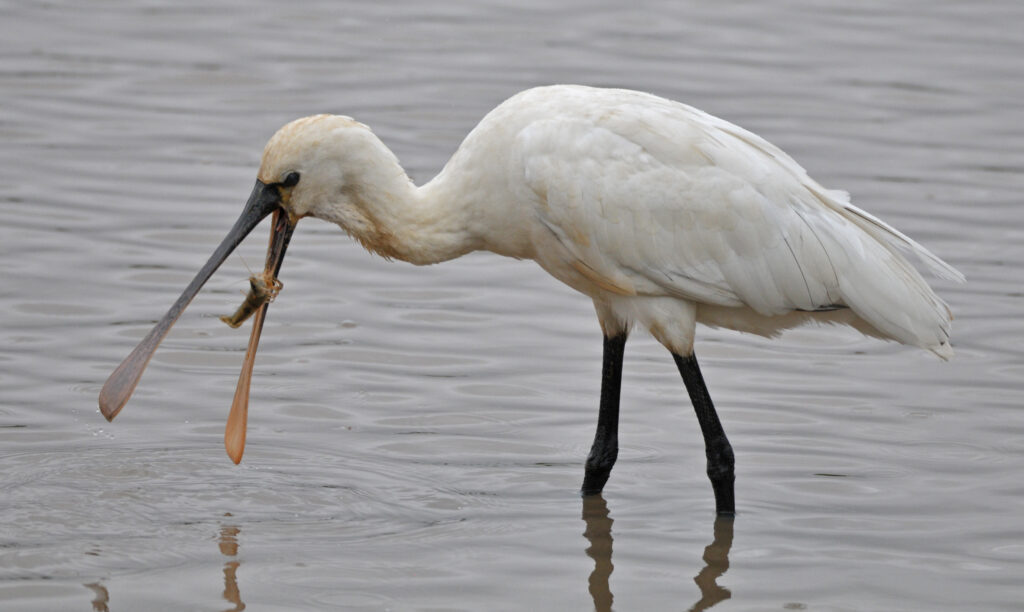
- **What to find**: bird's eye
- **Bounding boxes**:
[281,171,300,187]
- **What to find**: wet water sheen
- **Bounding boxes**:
[2,1,1023,610]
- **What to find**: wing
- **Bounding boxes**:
[514,94,958,351]
[517,103,847,314]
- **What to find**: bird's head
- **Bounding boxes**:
[98,115,399,440]
[253,114,404,236]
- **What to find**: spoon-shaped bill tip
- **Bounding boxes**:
[224,207,293,463]
[225,283,270,464]
[97,180,281,420]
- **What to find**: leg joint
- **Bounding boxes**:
[705,436,735,481]
[586,442,619,472]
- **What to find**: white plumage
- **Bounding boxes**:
[100,85,963,510]
[292,85,960,358]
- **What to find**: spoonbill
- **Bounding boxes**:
[100,85,962,516]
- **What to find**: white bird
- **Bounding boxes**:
[100,85,963,516]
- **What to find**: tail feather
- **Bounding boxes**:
[809,210,956,358]
[810,187,964,283]
[931,341,955,361]
[840,201,965,283]
[799,186,961,359]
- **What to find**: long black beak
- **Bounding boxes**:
[99,180,287,421]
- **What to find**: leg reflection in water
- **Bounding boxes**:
[84,582,109,612]
[582,495,734,612]
[582,494,614,612]
[219,516,245,612]
[688,517,734,612]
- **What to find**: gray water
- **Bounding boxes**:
[2,1,1023,610]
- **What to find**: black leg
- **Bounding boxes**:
[582,333,627,496]
[673,352,735,516]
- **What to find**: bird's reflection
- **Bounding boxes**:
[219,518,246,612]
[688,517,733,612]
[84,581,109,612]
[582,494,615,611]
[581,495,734,612]
[79,520,246,611]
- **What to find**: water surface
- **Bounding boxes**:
[2,1,1023,610]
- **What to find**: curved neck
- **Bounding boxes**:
[318,139,483,266]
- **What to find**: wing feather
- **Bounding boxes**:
[512,88,959,353]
